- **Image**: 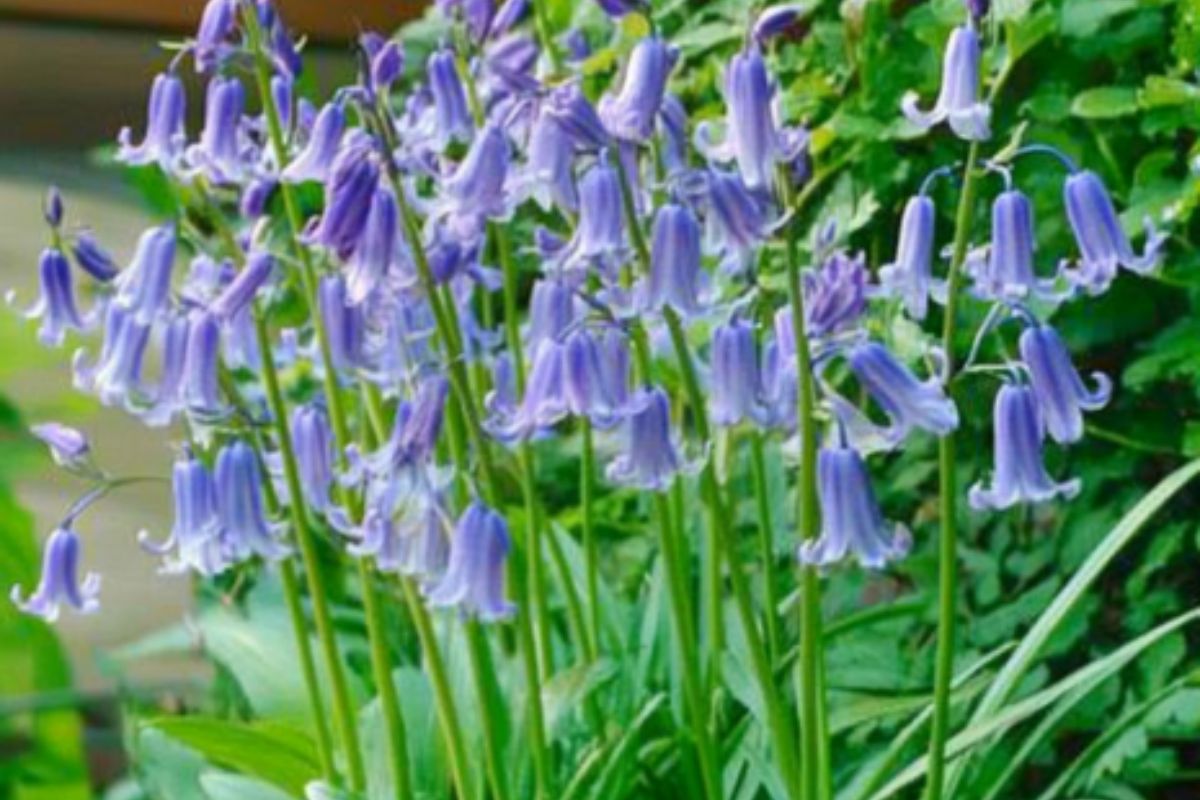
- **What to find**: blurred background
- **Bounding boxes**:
[0,2,415,793]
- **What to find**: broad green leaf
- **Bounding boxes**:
[1060,0,1140,38]
[143,717,319,797]
[131,727,208,800]
[199,772,296,800]
[1071,87,1141,119]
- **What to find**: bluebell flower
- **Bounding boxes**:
[657,94,689,174]
[526,277,578,352]
[698,168,773,273]
[346,187,399,305]
[360,33,404,96]
[599,37,678,142]
[798,443,911,569]
[488,338,569,440]
[880,195,936,320]
[441,124,511,238]
[30,422,92,472]
[282,102,346,183]
[272,74,294,133]
[141,312,191,428]
[190,75,248,184]
[1019,324,1111,445]
[643,203,706,316]
[427,48,474,148]
[212,251,273,320]
[118,72,187,170]
[183,312,227,420]
[964,0,989,21]
[140,452,226,576]
[13,248,87,347]
[804,250,868,337]
[597,327,631,411]
[969,384,1081,510]
[72,230,119,282]
[568,162,626,268]
[291,404,335,511]
[307,142,380,258]
[195,0,238,72]
[606,387,689,491]
[73,305,152,408]
[114,225,176,325]
[317,275,366,376]
[241,177,278,218]
[563,327,624,426]
[426,502,515,621]
[592,0,643,19]
[256,1,302,79]
[968,189,1064,301]
[397,497,451,581]
[44,186,64,229]
[483,34,540,95]
[1063,170,1164,294]
[564,28,592,62]
[753,4,808,44]
[709,318,770,427]
[902,25,990,141]
[545,83,609,150]
[842,341,958,447]
[215,439,290,563]
[716,46,779,190]
[376,375,450,470]
[343,507,405,572]
[523,111,578,213]
[11,525,100,621]
[438,0,495,41]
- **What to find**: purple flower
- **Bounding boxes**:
[428,48,474,148]
[1064,170,1164,294]
[657,94,689,173]
[44,186,64,229]
[118,72,187,170]
[564,29,591,61]
[141,313,191,428]
[488,339,570,440]
[798,444,911,569]
[212,251,274,320]
[526,277,578,352]
[523,112,578,213]
[396,498,451,580]
[606,387,687,491]
[11,526,100,621]
[880,195,935,320]
[282,102,346,183]
[346,187,399,305]
[600,37,678,142]
[72,231,119,282]
[491,0,528,36]
[545,83,609,150]
[292,404,336,511]
[441,124,512,238]
[241,177,278,218]
[753,4,808,44]
[721,46,779,190]
[182,312,226,419]
[73,305,151,408]
[425,502,515,621]
[215,439,290,563]
[114,225,176,325]
[969,384,1081,510]
[643,203,706,316]
[361,34,404,95]
[902,25,990,141]
[438,0,495,41]
[140,452,226,576]
[964,0,989,21]
[376,375,450,470]
[307,142,380,258]
[700,169,773,273]
[562,327,624,426]
[1019,324,1111,445]
[30,423,92,471]
[597,327,631,410]
[190,75,248,184]
[592,0,643,18]
[569,162,626,267]
[14,248,86,347]
[195,0,238,73]
[969,189,1064,301]
[843,342,958,446]
[709,318,770,427]
[804,250,868,337]
[318,275,366,375]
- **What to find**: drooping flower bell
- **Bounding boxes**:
[969,189,1064,301]
[72,230,119,283]
[901,25,990,141]
[441,123,511,238]
[880,195,935,320]
[182,311,227,420]
[1063,170,1164,294]
[282,102,346,184]
[374,375,450,471]
[488,338,569,441]
[599,37,678,142]
[190,75,248,184]
[569,162,627,268]
[212,251,274,320]
[606,387,688,491]
[1019,324,1111,445]
[562,327,625,426]
[140,451,226,576]
[643,202,706,316]
[709,318,770,427]
[427,48,474,148]
[842,342,958,447]
[425,502,515,622]
[291,404,336,511]
[14,248,87,347]
[345,186,399,305]
[525,278,577,352]
[592,0,643,18]
[118,72,188,170]
[140,313,191,428]
[803,250,868,338]
[798,442,911,569]
[114,225,177,325]
[717,45,781,190]
[73,305,152,408]
[308,142,380,258]
[30,423,92,472]
[317,274,366,376]
[524,111,578,213]
[753,4,809,44]
[963,0,989,21]
[700,169,773,273]
[11,525,100,621]
[215,439,291,563]
[194,0,238,73]
[968,384,1081,510]
[545,83,609,150]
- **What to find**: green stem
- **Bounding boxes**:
[279,560,338,784]
[779,174,826,800]
[581,419,601,659]
[748,432,782,664]
[464,622,513,800]
[924,141,981,800]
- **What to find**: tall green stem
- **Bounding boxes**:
[923,142,981,800]
[581,419,601,658]
[748,432,781,663]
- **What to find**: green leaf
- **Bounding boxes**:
[143,717,320,797]
[1071,87,1141,119]
[1060,0,1141,38]
[198,772,297,800]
